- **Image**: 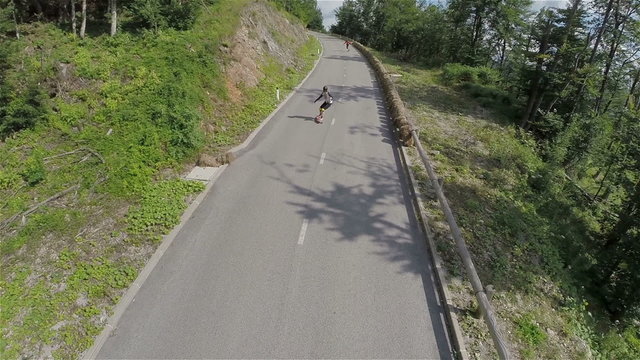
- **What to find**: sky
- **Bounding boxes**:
[316,0,570,30]
[317,1,344,30]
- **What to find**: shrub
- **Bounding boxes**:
[600,327,640,360]
[442,63,500,86]
[164,0,200,30]
[476,66,501,85]
[516,313,547,346]
[442,63,476,84]
[20,156,46,186]
[0,85,49,139]
[129,0,201,32]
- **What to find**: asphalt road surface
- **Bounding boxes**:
[97,33,453,359]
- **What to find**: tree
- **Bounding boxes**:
[70,0,76,36]
[519,9,558,129]
[79,0,86,38]
[331,0,365,42]
[271,0,324,30]
[0,0,20,38]
[374,0,421,57]
[110,0,117,36]
[129,0,200,32]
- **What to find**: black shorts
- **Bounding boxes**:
[320,102,332,111]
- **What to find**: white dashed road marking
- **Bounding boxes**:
[297,219,309,245]
[319,152,326,165]
[331,118,335,125]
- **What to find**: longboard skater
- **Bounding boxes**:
[313,85,333,124]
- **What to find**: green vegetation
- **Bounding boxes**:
[375,51,639,359]
[441,63,501,86]
[271,0,324,30]
[126,179,204,239]
[0,0,320,358]
[516,313,547,346]
[336,0,639,356]
[128,0,202,32]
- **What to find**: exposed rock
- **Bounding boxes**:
[197,153,220,167]
[214,152,235,165]
[223,1,307,103]
[75,293,88,307]
[204,124,216,134]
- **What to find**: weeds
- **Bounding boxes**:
[126,179,204,238]
[0,1,318,358]
[383,57,640,358]
[516,313,547,347]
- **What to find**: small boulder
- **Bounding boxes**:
[197,153,219,167]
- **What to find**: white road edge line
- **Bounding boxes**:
[297,219,309,245]
[319,152,326,164]
[82,164,228,359]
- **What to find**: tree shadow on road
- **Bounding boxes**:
[323,54,367,63]
[265,148,422,275]
[264,146,453,356]
[296,85,384,104]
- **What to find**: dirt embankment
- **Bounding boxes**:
[198,1,309,167]
[223,1,307,100]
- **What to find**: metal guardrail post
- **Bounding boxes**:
[411,129,511,360]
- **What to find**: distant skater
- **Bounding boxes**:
[344,40,352,51]
[313,85,333,124]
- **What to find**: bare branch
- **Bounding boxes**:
[43,147,105,164]
[44,149,84,162]
[0,184,81,230]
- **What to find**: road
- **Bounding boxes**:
[97,33,453,359]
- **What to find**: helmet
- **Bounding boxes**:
[323,85,328,91]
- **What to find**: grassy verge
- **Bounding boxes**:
[0,0,318,358]
[371,51,640,359]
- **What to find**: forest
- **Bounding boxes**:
[0,0,323,40]
[332,0,639,356]
[0,0,322,137]
[0,0,322,358]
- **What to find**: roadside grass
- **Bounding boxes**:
[0,1,318,358]
[371,51,639,359]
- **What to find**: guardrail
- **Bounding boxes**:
[348,38,511,359]
[411,130,510,359]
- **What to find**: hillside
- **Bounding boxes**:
[0,1,319,358]
[372,51,640,359]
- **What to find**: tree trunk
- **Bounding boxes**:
[520,16,552,129]
[471,8,483,60]
[560,0,581,46]
[11,0,20,39]
[595,180,640,311]
[602,179,640,250]
[31,0,43,17]
[595,0,626,114]
[624,69,639,108]
[80,0,86,39]
[58,1,67,23]
[71,0,76,36]
[594,158,615,199]
[592,68,639,190]
[537,1,582,117]
[589,0,615,64]
[499,38,507,67]
[110,0,117,36]
[568,0,615,116]
[521,81,541,129]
